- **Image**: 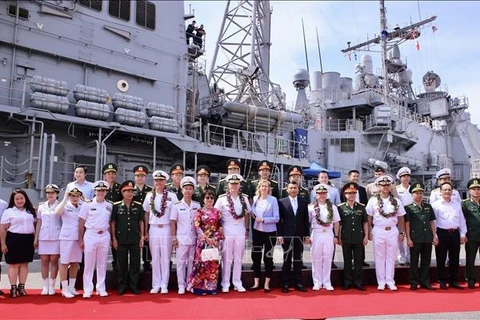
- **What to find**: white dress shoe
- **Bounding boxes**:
[235,286,246,293]
[377,284,385,291]
[160,288,169,294]
[83,292,92,299]
[388,284,397,291]
[312,286,321,291]
[178,286,185,295]
[325,285,334,291]
[98,291,109,297]
[150,287,160,294]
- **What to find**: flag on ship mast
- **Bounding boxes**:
[415,40,420,51]
[432,25,438,33]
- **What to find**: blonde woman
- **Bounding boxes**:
[250,180,279,292]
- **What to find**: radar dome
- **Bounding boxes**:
[293,69,310,89]
[423,71,441,93]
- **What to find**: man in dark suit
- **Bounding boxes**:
[340,170,368,204]
[277,181,310,293]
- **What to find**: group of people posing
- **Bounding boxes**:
[0,159,479,299]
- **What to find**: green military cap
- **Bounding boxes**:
[196,165,211,176]
[374,166,385,173]
[258,160,272,171]
[133,165,149,176]
[170,164,184,175]
[342,182,358,194]
[467,178,480,190]
[102,163,117,174]
[120,180,135,192]
[226,159,240,169]
[288,165,303,176]
[409,182,424,193]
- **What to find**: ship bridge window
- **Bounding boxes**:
[109,0,131,21]
[79,0,102,11]
[8,5,29,19]
[340,138,355,153]
[136,0,156,30]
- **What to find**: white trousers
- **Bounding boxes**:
[311,230,334,287]
[221,235,245,289]
[149,225,173,290]
[372,227,399,286]
[83,230,110,294]
[175,244,195,287]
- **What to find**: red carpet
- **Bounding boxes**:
[1,285,479,319]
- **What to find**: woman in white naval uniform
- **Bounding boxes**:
[34,184,61,295]
[55,188,83,298]
[214,174,252,293]
[78,180,112,298]
[143,170,178,294]
[366,175,406,291]
[170,176,201,294]
[308,184,340,291]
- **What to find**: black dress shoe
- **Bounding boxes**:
[112,263,118,272]
[439,282,448,290]
[131,288,141,294]
[410,284,418,290]
[281,285,289,293]
[331,263,338,269]
[249,285,260,291]
[342,284,352,290]
[468,283,476,289]
[302,264,308,269]
[420,284,435,290]
[362,262,370,267]
[295,284,308,292]
[118,287,127,295]
[354,284,366,291]
[264,287,271,293]
[143,264,152,272]
[450,282,464,290]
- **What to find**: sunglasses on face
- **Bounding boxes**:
[204,196,214,200]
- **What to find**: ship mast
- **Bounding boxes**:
[380,0,389,100]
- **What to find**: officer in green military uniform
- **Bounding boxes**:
[217,159,249,196]
[103,163,122,202]
[103,162,122,271]
[193,165,216,207]
[404,182,437,290]
[167,164,184,200]
[337,182,368,291]
[281,165,310,201]
[132,165,153,271]
[133,165,153,204]
[111,180,145,295]
[462,178,480,289]
[248,160,280,200]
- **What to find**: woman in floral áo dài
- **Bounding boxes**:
[188,189,224,295]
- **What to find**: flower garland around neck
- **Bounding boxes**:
[314,199,333,226]
[226,192,248,220]
[376,192,398,218]
[150,188,169,218]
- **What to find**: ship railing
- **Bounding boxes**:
[192,121,308,159]
[324,118,363,132]
[391,103,433,129]
[0,75,30,109]
[0,156,30,188]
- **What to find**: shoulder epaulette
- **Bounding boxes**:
[133,201,143,205]
[113,201,122,205]
[432,188,440,192]
[282,187,287,190]
[270,180,278,184]
[209,185,217,189]
[357,202,366,207]
[338,202,346,206]
[192,200,200,204]
[218,194,227,198]
[174,200,182,205]
[38,201,47,205]
[462,198,469,203]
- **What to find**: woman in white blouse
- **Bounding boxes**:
[308,184,340,291]
[34,184,61,295]
[250,180,279,292]
[55,188,83,298]
[0,189,37,298]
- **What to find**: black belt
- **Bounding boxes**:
[437,227,459,233]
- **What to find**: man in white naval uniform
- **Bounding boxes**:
[170,176,201,295]
[396,167,413,265]
[78,180,112,298]
[214,174,252,293]
[366,175,406,291]
[143,170,178,294]
[430,168,462,204]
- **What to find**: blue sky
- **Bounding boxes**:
[185,1,480,124]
